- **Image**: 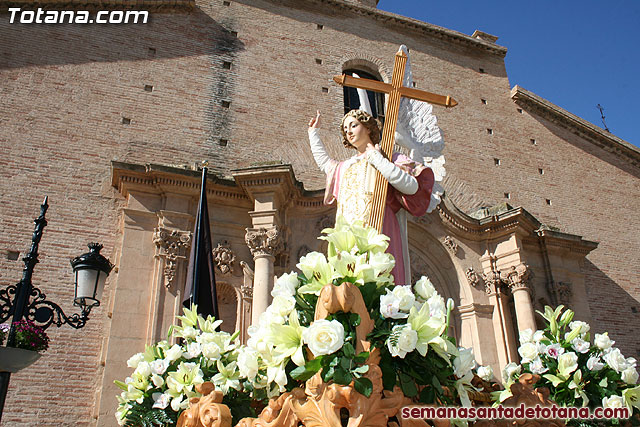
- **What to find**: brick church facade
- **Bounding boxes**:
[1,0,639,425]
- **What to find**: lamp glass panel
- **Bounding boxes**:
[76,269,99,300]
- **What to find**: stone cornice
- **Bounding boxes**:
[435,196,539,239]
[111,161,249,203]
[434,195,598,256]
[530,228,598,256]
[305,0,507,57]
[511,86,640,170]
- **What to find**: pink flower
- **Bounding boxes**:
[545,343,564,359]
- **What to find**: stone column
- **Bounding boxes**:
[245,226,283,325]
[483,270,519,371]
[501,263,536,333]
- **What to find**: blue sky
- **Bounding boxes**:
[377,1,640,148]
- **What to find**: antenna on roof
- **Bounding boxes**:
[597,104,610,132]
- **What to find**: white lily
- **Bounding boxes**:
[270,310,307,366]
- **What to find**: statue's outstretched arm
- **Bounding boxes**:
[308,127,334,175]
[365,149,418,195]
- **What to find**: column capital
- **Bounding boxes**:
[245,226,284,259]
[500,263,531,292]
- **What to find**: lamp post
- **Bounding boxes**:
[0,197,113,421]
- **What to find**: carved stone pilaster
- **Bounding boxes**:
[465,267,481,289]
[443,235,459,256]
[501,263,531,292]
[153,227,191,288]
[482,269,503,295]
[212,241,236,275]
[245,226,284,259]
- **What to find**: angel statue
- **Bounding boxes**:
[307,46,446,285]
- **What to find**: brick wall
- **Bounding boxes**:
[0,0,638,424]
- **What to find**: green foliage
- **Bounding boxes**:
[123,404,176,427]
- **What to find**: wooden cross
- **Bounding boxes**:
[333,48,458,233]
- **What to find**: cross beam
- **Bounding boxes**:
[333,48,457,232]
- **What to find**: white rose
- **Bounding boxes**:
[197,332,216,344]
[594,332,614,350]
[519,329,534,345]
[386,325,417,358]
[380,289,408,319]
[532,330,545,342]
[272,272,299,298]
[518,342,539,363]
[622,368,639,385]
[165,344,183,362]
[477,365,493,381]
[202,342,222,359]
[568,320,590,336]
[604,348,629,373]
[503,362,521,380]
[602,395,625,409]
[238,348,260,379]
[571,338,590,354]
[268,295,296,318]
[303,319,345,356]
[558,352,579,377]
[529,357,548,375]
[391,286,416,311]
[181,326,198,340]
[587,355,604,371]
[414,276,436,300]
[427,294,446,319]
[150,359,169,375]
[453,348,476,378]
[152,392,171,409]
[127,353,144,369]
[182,342,202,359]
[134,361,152,378]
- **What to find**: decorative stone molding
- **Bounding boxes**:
[465,267,481,289]
[443,235,459,256]
[556,282,573,305]
[316,215,334,233]
[212,241,236,275]
[482,270,503,295]
[245,226,284,258]
[153,227,191,288]
[500,263,531,292]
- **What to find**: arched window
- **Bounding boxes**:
[342,69,385,124]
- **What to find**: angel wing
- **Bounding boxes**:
[396,44,446,213]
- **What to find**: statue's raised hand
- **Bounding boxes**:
[308,110,321,129]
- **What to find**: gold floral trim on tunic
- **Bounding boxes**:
[336,158,374,224]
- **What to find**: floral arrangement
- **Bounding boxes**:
[115,306,253,426]
[116,218,481,425]
[0,320,49,352]
[238,218,479,409]
[497,305,639,425]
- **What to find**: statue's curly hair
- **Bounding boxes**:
[340,109,382,149]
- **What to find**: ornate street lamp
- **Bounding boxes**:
[0,197,113,421]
